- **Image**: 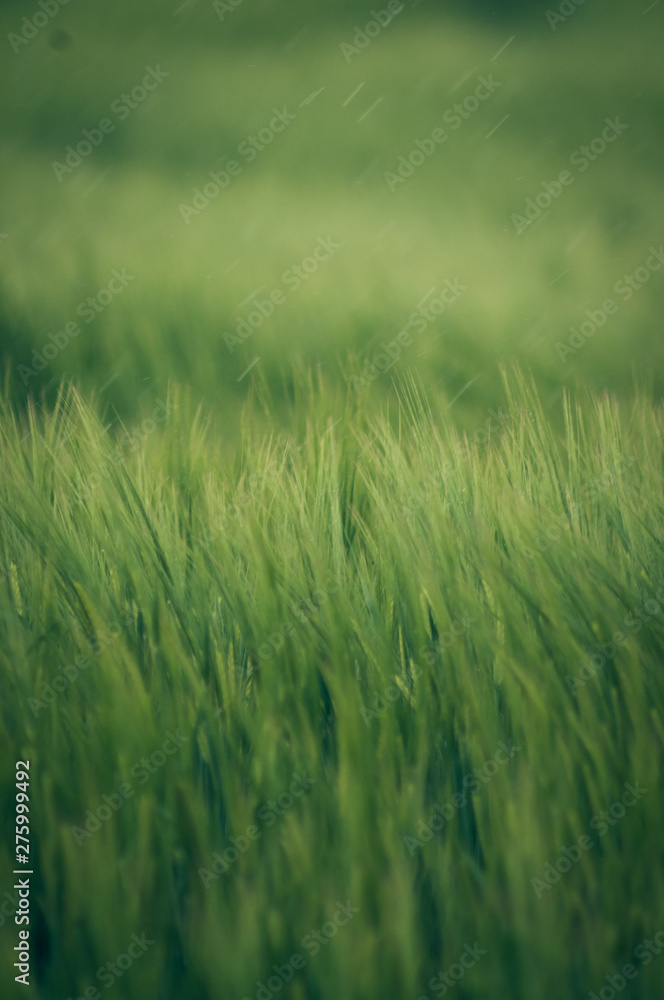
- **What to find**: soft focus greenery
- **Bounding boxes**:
[1,0,663,432]
[1,374,664,999]
[1,0,663,997]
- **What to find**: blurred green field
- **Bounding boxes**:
[2,1,664,998]
[1,0,663,433]
[1,373,664,1000]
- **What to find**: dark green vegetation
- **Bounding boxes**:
[1,0,663,997]
[1,0,663,429]
[2,375,664,999]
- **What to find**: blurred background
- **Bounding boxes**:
[1,0,663,435]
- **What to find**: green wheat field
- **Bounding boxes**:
[1,0,664,998]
